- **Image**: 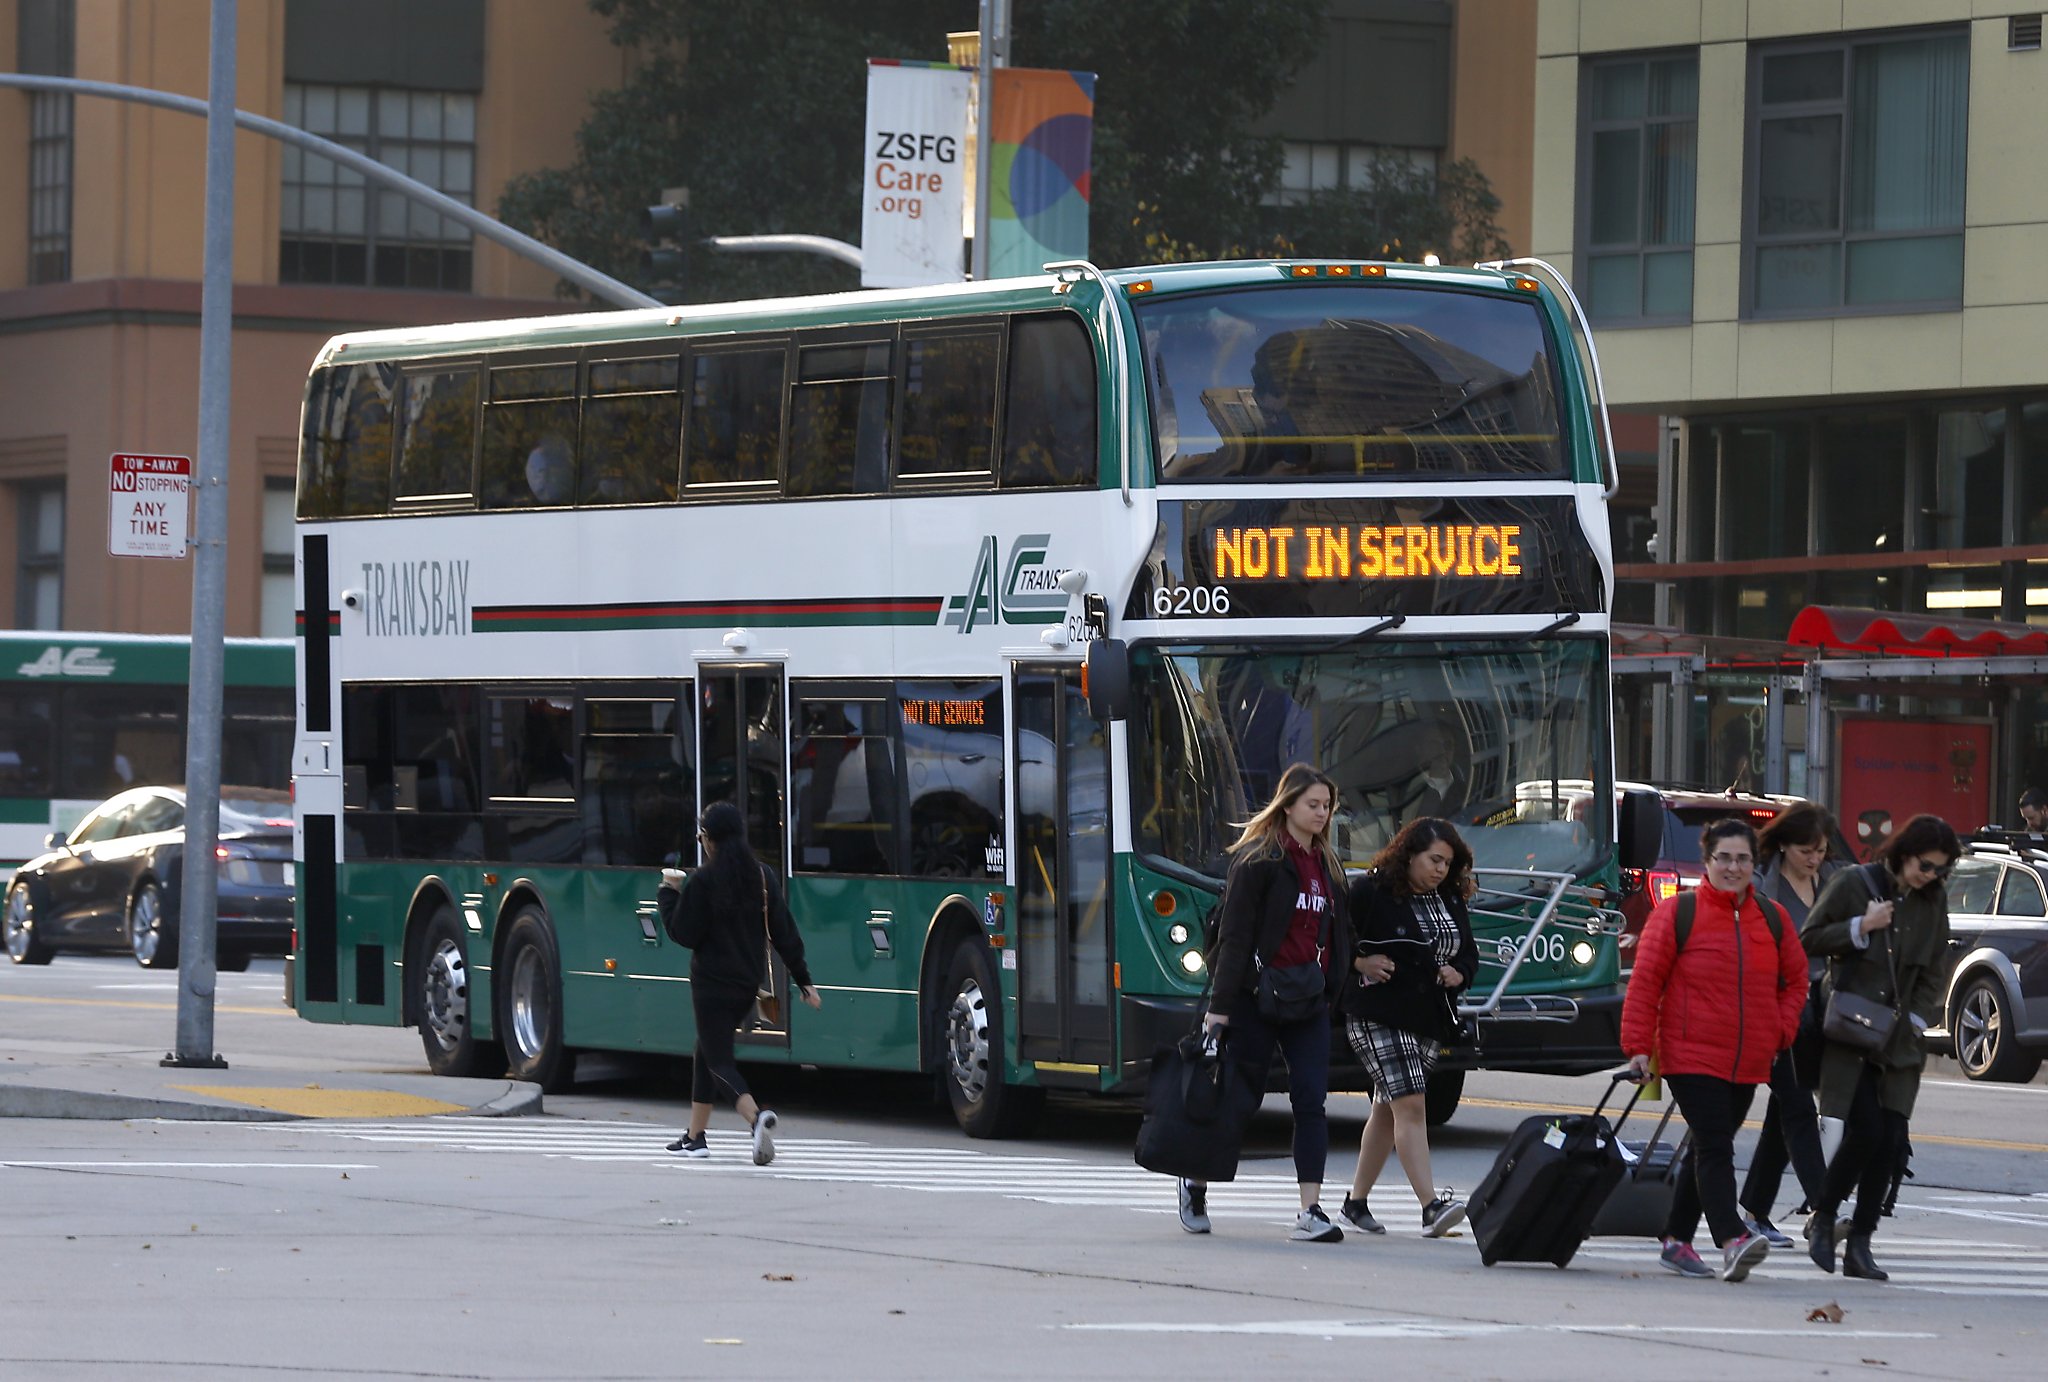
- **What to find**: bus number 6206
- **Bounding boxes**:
[1151,585,1231,617]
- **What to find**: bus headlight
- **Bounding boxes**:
[1180,949,1205,976]
[1167,923,1189,945]
[1571,940,1596,967]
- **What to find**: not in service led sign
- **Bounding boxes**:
[1210,523,1526,581]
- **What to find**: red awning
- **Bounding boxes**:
[1787,605,2048,657]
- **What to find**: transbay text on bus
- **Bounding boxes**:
[358,559,471,637]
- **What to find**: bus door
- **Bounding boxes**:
[1012,665,1113,1071]
[696,664,790,1045]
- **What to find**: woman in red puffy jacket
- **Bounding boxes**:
[1621,817,1808,1283]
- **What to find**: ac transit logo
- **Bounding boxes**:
[17,645,117,678]
[942,533,1069,633]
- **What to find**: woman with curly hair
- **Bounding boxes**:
[1336,816,1480,1238]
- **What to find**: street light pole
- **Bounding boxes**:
[972,0,1010,281]
[166,0,236,1069]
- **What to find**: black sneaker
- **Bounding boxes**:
[1290,1203,1344,1243]
[1422,1192,1467,1238]
[1177,1178,1210,1235]
[1338,1194,1386,1235]
[666,1133,708,1158]
[750,1109,778,1166]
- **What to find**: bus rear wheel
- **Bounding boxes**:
[939,939,1042,1139]
[498,907,574,1093]
[417,904,503,1078]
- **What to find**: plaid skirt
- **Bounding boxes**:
[1346,1018,1443,1104]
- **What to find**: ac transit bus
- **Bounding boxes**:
[1,631,295,882]
[288,257,1656,1134]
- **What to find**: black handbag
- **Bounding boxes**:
[1254,960,1325,1023]
[1821,926,1899,1058]
[1133,1029,1265,1183]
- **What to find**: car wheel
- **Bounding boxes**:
[416,904,504,1079]
[938,938,1042,1138]
[1954,976,2043,1083]
[497,906,574,1092]
[128,882,178,970]
[4,884,53,965]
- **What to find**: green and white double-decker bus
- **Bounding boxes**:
[288,257,1652,1133]
[1,631,295,883]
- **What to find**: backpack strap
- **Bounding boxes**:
[1673,890,1696,953]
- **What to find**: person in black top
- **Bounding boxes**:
[657,802,819,1165]
[1336,817,1479,1238]
[1180,762,1354,1242]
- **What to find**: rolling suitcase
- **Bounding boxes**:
[1588,1083,1688,1239]
[1467,1074,1630,1267]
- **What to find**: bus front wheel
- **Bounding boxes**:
[417,905,503,1078]
[939,939,1042,1139]
[498,907,574,1093]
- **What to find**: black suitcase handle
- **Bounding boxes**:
[1596,1070,1682,1160]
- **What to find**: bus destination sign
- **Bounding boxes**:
[1126,496,1602,621]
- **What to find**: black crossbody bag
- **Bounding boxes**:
[1820,864,1900,1058]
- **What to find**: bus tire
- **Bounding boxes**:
[938,939,1041,1139]
[4,883,54,965]
[1424,1067,1464,1127]
[417,904,503,1079]
[498,907,574,1093]
[128,881,178,970]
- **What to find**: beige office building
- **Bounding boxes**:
[0,0,624,636]
[1535,1,2048,807]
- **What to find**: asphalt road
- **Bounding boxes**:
[5,954,2048,1379]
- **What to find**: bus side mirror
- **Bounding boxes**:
[1083,638,1130,721]
[1618,788,1663,872]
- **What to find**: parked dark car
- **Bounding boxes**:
[1611,782,1854,967]
[1927,834,2048,1082]
[3,785,294,970]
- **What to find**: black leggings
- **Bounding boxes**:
[1817,1062,1911,1236]
[1664,1073,1758,1248]
[691,983,757,1106]
[1740,1049,1828,1218]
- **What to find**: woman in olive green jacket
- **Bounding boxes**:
[1797,814,1959,1283]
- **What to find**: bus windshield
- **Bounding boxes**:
[1136,284,1565,481]
[1129,640,1608,882]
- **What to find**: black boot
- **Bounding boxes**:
[1805,1210,1838,1273]
[1842,1233,1889,1282]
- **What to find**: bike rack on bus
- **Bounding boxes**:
[1456,867,1627,1026]
[1476,256,1621,501]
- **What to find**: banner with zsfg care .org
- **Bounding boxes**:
[862,59,970,288]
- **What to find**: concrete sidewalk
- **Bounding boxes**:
[0,1048,540,1121]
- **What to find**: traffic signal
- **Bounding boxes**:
[640,188,689,290]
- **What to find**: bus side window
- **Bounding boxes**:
[788,339,894,499]
[897,329,999,484]
[394,368,479,505]
[898,678,1004,879]
[791,691,898,876]
[0,687,55,796]
[579,694,694,867]
[582,354,682,505]
[482,363,579,510]
[298,363,396,518]
[1000,313,1097,490]
[687,345,785,490]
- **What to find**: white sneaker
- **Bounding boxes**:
[751,1109,777,1166]
[1177,1179,1210,1234]
[1290,1204,1344,1243]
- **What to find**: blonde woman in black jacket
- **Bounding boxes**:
[1337,817,1480,1238]
[1180,763,1354,1243]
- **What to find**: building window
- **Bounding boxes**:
[27,92,73,285]
[1270,141,1439,206]
[15,483,64,629]
[260,477,295,638]
[1748,30,1968,315]
[280,83,476,291]
[1580,52,1697,323]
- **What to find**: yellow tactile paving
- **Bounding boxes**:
[169,1086,468,1117]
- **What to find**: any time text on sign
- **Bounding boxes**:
[108,452,191,559]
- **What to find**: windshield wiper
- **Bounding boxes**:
[1321,612,1407,655]
[1498,612,1582,645]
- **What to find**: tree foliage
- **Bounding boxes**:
[499,0,1510,302]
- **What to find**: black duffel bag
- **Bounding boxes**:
[1134,1030,1265,1184]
